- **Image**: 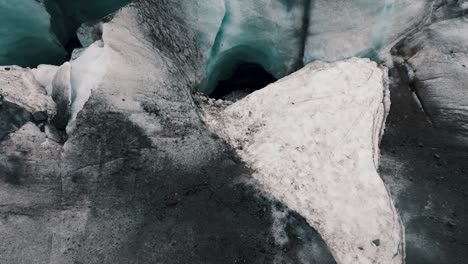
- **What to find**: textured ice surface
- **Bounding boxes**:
[304,0,430,62]
[77,22,104,48]
[194,0,306,94]
[395,16,468,139]
[1,0,429,76]
[201,58,404,264]
[192,0,430,94]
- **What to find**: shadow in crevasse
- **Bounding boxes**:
[209,62,277,101]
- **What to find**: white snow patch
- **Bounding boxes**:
[200,58,404,264]
[31,64,59,95]
[67,40,108,134]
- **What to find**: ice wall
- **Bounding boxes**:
[1,0,431,90]
[0,0,66,66]
[194,0,306,95]
[304,0,429,62]
[194,0,430,94]
[0,0,128,67]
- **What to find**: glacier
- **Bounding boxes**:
[1,0,431,90]
[1,0,468,264]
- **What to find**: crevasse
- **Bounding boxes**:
[195,0,412,94]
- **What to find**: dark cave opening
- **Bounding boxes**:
[209,62,277,101]
[64,34,83,61]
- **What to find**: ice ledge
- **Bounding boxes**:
[200,58,404,264]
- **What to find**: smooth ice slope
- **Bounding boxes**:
[201,58,404,264]
[192,0,431,94]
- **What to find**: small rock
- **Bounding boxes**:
[165,200,178,207]
[447,220,457,229]
[372,239,380,247]
[433,153,440,159]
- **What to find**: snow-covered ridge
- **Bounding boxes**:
[200,58,404,264]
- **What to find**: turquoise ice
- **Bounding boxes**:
[194,0,427,94]
[0,0,127,67]
[0,0,65,66]
[1,0,428,89]
[194,0,306,95]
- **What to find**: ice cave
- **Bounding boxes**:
[0,0,467,263]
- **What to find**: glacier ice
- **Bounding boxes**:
[77,22,104,48]
[200,58,403,264]
[194,0,306,95]
[191,0,431,94]
[46,0,128,48]
[32,64,59,95]
[304,0,429,62]
[67,40,108,133]
[51,62,72,129]
[2,1,467,263]
[0,0,66,66]
[1,0,429,74]
[0,0,127,67]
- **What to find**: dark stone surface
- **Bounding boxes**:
[379,64,468,264]
[0,100,33,140]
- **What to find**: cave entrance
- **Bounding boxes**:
[209,62,277,101]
